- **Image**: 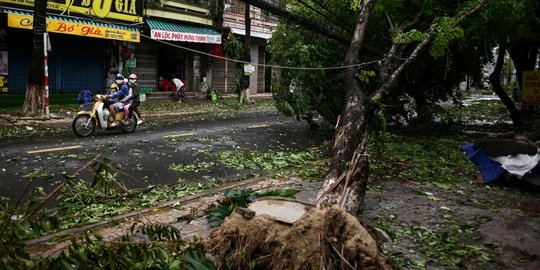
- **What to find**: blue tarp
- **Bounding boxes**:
[462,142,505,183]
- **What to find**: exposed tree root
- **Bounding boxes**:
[205,205,393,270]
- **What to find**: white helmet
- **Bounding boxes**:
[115,74,124,85]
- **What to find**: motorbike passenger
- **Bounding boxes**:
[105,74,130,127]
[122,73,143,125]
[105,83,119,100]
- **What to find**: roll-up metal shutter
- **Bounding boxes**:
[49,34,105,93]
[132,38,157,92]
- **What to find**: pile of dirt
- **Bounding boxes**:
[204,205,392,270]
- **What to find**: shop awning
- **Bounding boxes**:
[2,8,140,43]
[146,18,221,44]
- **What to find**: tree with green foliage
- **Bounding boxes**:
[220,5,254,106]
[222,34,252,103]
[270,0,494,214]
[485,0,539,126]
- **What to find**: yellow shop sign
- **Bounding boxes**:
[2,0,143,23]
[8,13,140,42]
[522,71,540,105]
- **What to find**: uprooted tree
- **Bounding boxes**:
[270,0,495,214]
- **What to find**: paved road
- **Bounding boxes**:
[0,110,328,201]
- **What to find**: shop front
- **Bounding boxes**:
[140,17,222,94]
[0,0,142,94]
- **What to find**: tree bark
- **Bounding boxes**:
[315,0,375,215]
[488,45,523,127]
[22,0,47,116]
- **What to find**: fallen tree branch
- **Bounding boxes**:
[23,154,102,220]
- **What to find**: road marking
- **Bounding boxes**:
[164,132,197,138]
[248,124,269,128]
[27,145,83,154]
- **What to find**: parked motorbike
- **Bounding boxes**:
[72,94,138,137]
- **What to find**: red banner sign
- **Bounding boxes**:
[150,30,221,44]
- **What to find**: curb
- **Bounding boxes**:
[24,176,316,259]
[24,177,266,246]
[0,95,275,128]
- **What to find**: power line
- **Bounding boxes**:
[140,32,382,70]
[13,6,381,71]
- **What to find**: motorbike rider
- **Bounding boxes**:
[122,73,143,125]
[104,74,124,107]
[105,74,130,127]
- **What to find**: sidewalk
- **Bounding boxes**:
[144,91,273,103]
[0,92,274,128]
[25,176,321,259]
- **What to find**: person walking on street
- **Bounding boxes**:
[172,78,185,103]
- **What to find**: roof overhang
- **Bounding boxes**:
[144,9,212,26]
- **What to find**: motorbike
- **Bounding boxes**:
[72,94,139,137]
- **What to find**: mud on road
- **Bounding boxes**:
[358,175,540,270]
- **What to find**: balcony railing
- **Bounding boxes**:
[224,0,279,22]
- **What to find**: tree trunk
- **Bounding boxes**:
[22,0,47,116]
[488,45,523,127]
[509,39,540,91]
[213,0,225,29]
[315,0,374,215]
[315,100,373,214]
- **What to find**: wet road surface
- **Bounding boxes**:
[0,110,329,201]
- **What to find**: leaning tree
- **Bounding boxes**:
[314,0,489,214]
[270,0,490,214]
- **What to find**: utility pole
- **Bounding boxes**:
[244,2,251,89]
[240,2,252,104]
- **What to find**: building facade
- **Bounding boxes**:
[1,0,143,94]
[135,0,221,94]
[0,0,221,95]
[211,0,277,94]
